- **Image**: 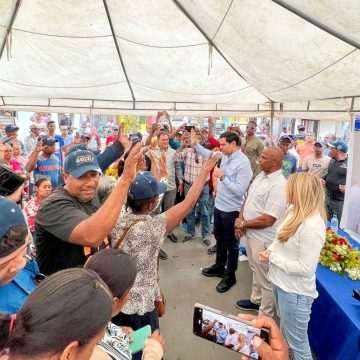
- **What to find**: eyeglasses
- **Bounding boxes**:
[246,126,255,130]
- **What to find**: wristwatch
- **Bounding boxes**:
[219,175,225,181]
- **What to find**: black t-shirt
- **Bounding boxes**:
[35,187,101,275]
[325,157,347,201]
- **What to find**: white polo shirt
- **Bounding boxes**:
[243,169,287,244]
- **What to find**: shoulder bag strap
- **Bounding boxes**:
[113,219,144,249]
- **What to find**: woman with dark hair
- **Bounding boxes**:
[1,268,113,360]
[23,177,52,238]
[110,154,218,332]
[85,249,165,360]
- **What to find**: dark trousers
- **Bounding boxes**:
[112,308,159,332]
[113,309,159,360]
[214,207,240,275]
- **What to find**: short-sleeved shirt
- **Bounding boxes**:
[61,135,74,146]
[0,260,39,314]
[303,154,331,179]
[281,153,297,179]
[242,136,265,178]
[325,157,348,201]
[35,187,101,275]
[109,212,167,315]
[296,142,314,167]
[33,154,61,188]
[243,170,287,244]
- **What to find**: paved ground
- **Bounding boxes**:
[158,226,257,360]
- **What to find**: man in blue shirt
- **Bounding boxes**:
[47,120,64,161]
[0,197,39,314]
[192,130,252,292]
[215,322,228,345]
[278,135,297,179]
[25,137,61,188]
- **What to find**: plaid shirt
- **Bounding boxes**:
[173,147,209,184]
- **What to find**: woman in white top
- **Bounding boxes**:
[259,172,326,360]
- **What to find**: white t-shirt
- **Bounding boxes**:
[225,333,238,347]
[268,211,326,298]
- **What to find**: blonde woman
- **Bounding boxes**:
[259,172,326,360]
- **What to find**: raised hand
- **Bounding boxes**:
[190,128,198,147]
[202,152,219,172]
[159,150,168,178]
[122,142,142,183]
[117,123,131,149]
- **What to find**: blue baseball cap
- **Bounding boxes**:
[128,171,167,200]
[328,140,348,153]
[0,197,27,257]
[64,150,102,178]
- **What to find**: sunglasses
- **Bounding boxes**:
[246,126,255,130]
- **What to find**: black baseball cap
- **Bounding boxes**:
[128,171,167,200]
[5,125,19,132]
[279,135,292,143]
[41,136,58,146]
[64,150,102,178]
[314,140,324,147]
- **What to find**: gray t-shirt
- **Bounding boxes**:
[303,154,330,179]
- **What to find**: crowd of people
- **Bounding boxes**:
[0,111,350,360]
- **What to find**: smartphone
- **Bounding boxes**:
[193,304,269,359]
[129,325,152,355]
[0,165,25,196]
[185,125,195,132]
[229,126,239,132]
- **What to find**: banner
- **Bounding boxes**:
[341,115,360,239]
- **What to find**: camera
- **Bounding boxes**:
[0,165,25,196]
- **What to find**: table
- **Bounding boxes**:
[309,229,360,360]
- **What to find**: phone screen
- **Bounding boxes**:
[193,305,269,359]
[185,125,195,132]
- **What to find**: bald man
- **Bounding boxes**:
[234,147,287,316]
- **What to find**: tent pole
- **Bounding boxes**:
[272,0,360,49]
[102,0,136,107]
[270,101,274,146]
[0,0,22,60]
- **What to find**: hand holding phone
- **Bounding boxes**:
[128,325,152,354]
[193,304,270,360]
[238,314,289,360]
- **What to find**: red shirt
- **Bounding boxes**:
[106,135,117,147]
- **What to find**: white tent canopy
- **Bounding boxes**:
[0,0,359,119]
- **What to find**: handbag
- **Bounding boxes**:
[155,289,166,317]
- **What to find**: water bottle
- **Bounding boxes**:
[330,214,338,234]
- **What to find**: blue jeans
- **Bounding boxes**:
[272,284,314,360]
[185,183,210,237]
[214,207,239,275]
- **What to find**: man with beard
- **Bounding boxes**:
[35,145,141,275]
